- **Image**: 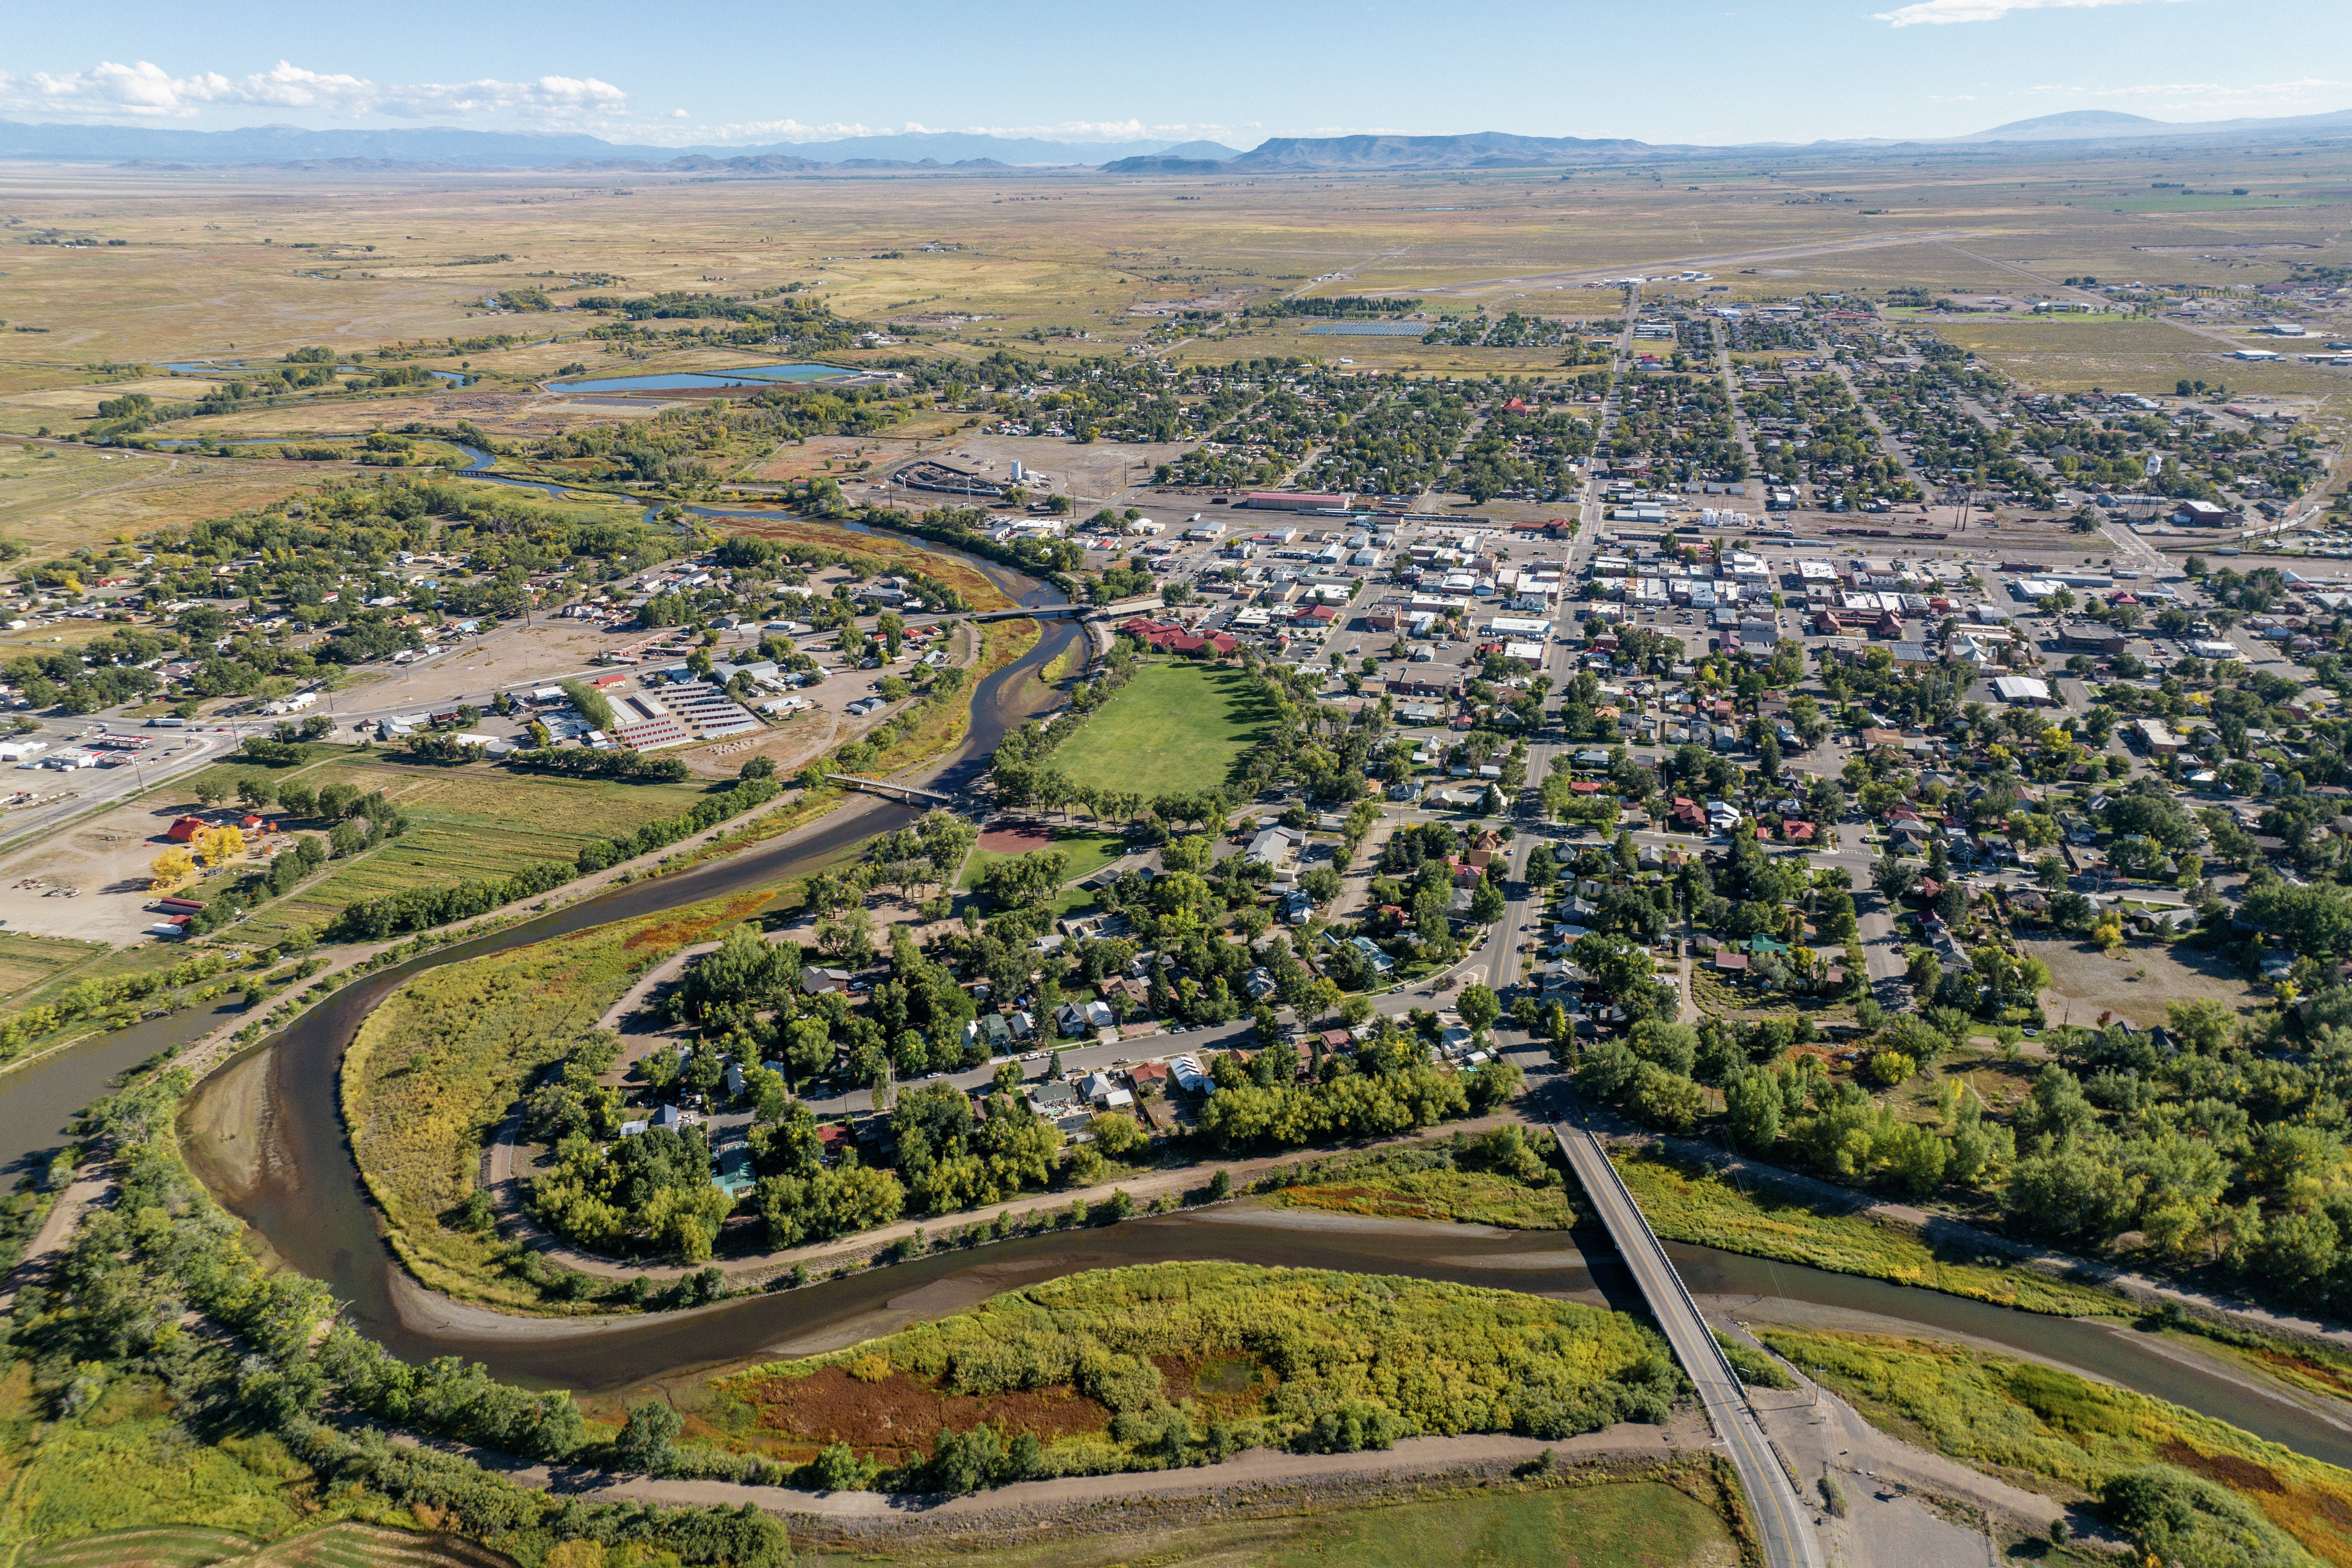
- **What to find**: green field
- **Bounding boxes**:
[958,826,1128,892]
[187,750,713,943]
[803,1479,1741,1568]
[1048,663,1276,798]
[0,1365,324,1548]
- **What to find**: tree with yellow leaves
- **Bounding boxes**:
[197,824,245,868]
[148,847,195,892]
[2091,909,2125,951]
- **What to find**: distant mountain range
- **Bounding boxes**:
[1958,107,2352,142]
[2,105,2348,175]
[0,121,1234,170]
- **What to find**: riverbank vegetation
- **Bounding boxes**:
[1262,1125,1583,1230]
[1613,1147,2127,1317]
[850,616,1036,780]
[12,1071,791,1567]
[1563,982,2352,1331]
[717,1261,1682,1488]
[1760,1327,2352,1568]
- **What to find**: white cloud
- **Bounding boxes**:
[2,60,627,123]
[1874,0,2186,28]
[2022,75,2350,115]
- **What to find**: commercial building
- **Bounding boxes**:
[1241,492,1355,512]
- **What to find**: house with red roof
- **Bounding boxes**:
[165,816,206,843]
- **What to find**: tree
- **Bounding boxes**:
[2165,997,2235,1054]
[614,1401,683,1473]
[197,825,245,868]
[148,847,195,891]
[1725,1071,1783,1154]
[2242,882,2352,959]
[1572,933,1666,1025]
[1458,983,1502,1037]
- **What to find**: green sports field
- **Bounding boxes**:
[1048,663,1276,798]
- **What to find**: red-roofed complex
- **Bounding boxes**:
[1119,617,1240,656]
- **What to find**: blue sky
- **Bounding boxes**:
[2,0,2345,147]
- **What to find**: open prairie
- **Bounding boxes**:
[0,142,2341,556]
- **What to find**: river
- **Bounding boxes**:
[6,523,2350,1479]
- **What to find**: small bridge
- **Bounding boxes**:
[828,774,957,806]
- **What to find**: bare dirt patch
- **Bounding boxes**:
[976,817,1055,854]
[330,618,625,714]
[2022,935,2261,1029]
[747,433,918,485]
[0,800,254,942]
[738,1365,1109,1463]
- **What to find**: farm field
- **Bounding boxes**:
[181,751,716,946]
[1048,664,1277,798]
[0,150,2340,448]
[799,1479,1742,1568]
[1923,316,2347,396]
[0,932,109,1005]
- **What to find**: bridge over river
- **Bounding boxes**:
[1555,1124,1825,1568]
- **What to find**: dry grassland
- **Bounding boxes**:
[0,440,325,551]
[0,145,2337,559]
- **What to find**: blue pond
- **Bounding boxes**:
[548,363,850,393]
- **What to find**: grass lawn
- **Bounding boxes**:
[1048,662,1276,799]
[802,1478,1740,1568]
[957,826,1129,893]
[198,751,713,944]
[1615,1148,2125,1317]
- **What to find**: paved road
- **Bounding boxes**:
[0,729,223,855]
[1554,1123,1825,1568]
